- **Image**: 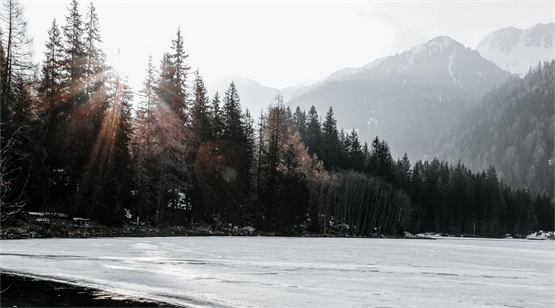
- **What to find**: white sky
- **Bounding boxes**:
[22,0,554,92]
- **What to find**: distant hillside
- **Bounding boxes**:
[205,75,279,113]
[477,23,554,75]
[437,61,554,196]
[288,36,510,159]
[205,75,306,113]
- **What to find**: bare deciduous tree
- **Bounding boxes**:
[0,126,29,221]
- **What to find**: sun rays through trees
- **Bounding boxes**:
[1,0,552,236]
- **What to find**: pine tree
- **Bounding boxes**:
[1,0,34,123]
[157,53,176,108]
[320,107,342,169]
[138,55,157,146]
[152,52,189,222]
[443,161,461,233]
[367,136,380,173]
[293,106,307,139]
[185,71,211,224]
[368,136,394,181]
[483,165,504,236]
[304,105,322,158]
[346,129,364,172]
[132,105,151,224]
[39,19,65,106]
[395,152,412,190]
[150,28,193,219]
[222,81,245,142]
[362,141,370,170]
[131,55,158,223]
[339,129,348,159]
[62,0,85,95]
[210,92,224,140]
[83,2,105,96]
[189,70,212,146]
[243,108,256,217]
[38,19,68,209]
[170,27,190,110]
[255,110,266,208]
[244,109,256,157]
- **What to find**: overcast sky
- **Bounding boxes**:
[22,0,554,92]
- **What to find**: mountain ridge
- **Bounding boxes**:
[287,36,510,159]
[476,23,554,75]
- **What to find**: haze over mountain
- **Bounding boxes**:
[207,23,553,131]
[437,61,554,197]
[288,36,510,159]
[476,23,555,75]
[199,24,552,191]
[205,75,308,113]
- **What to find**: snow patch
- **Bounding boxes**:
[367,118,378,126]
[526,231,554,240]
[447,49,457,82]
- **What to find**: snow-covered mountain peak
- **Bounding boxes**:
[295,36,467,92]
[476,23,554,75]
[476,26,521,53]
[288,35,507,101]
[397,36,467,71]
[524,23,553,48]
[408,36,460,56]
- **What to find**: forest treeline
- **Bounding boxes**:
[1,0,553,236]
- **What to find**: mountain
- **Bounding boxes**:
[437,61,554,197]
[287,57,387,101]
[476,23,554,75]
[288,36,511,159]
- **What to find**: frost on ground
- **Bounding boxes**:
[1,237,553,308]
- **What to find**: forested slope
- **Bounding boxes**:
[437,61,554,197]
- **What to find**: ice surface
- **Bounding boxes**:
[1,237,554,307]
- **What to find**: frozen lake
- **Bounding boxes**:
[1,237,553,307]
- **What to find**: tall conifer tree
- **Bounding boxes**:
[83,2,105,95]
[222,81,244,143]
[321,107,342,169]
[62,0,85,95]
[304,105,322,158]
